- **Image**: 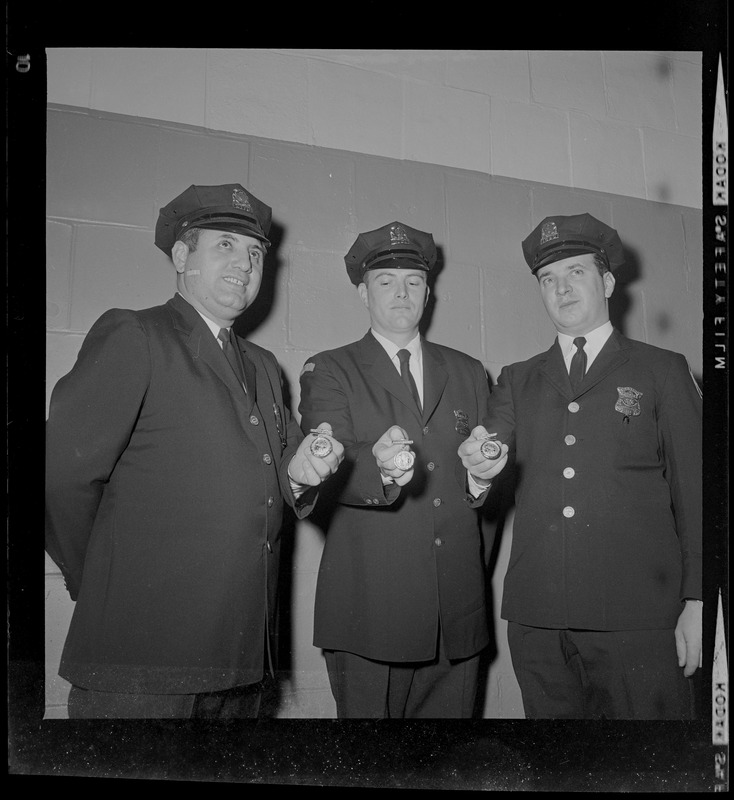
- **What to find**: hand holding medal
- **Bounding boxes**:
[289,422,345,486]
[457,425,509,484]
[372,425,415,487]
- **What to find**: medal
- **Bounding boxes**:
[309,427,333,458]
[394,450,415,471]
[480,433,502,460]
[392,438,414,471]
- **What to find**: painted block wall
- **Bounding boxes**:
[46,49,703,209]
[44,105,703,719]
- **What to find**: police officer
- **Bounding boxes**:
[298,221,508,718]
[459,213,702,719]
[45,183,344,718]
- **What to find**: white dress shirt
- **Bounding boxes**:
[557,320,614,375]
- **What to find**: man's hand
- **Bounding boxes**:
[458,425,509,484]
[675,599,703,677]
[288,422,345,486]
[373,425,415,487]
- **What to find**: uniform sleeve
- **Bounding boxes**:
[298,355,401,507]
[45,309,151,600]
[456,359,496,507]
[265,356,317,518]
[658,354,703,601]
[484,363,518,449]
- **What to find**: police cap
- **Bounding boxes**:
[522,213,624,273]
[155,183,272,256]
[344,221,437,286]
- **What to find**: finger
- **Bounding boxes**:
[674,629,686,667]
[386,425,408,443]
[470,425,489,440]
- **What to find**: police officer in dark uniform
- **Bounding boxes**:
[298,221,508,718]
[459,213,702,719]
[45,183,344,718]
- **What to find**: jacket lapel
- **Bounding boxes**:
[358,332,424,424]
[538,329,631,399]
[421,340,449,424]
[576,329,630,396]
[537,340,574,398]
[169,294,250,409]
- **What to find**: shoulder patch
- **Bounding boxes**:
[300,362,316,377]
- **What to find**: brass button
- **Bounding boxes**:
[434,538,443,546]
[423,426,429,435]
[563,467,575,479]
[433,498,442,507]
[263,454,272,465]
[427,462,435,471]
[563,506,575,518]
[565,435,576,445]
[568,402,580,413]
[250,415,259,425]
[267,496,274,508]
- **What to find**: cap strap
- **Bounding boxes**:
[533,238,608,268]
[364,248,428,269]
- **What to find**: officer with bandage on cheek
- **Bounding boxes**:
[45,183,344,719]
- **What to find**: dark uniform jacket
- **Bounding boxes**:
[486,329,702,631]
[45,293,315,694]
[298,331,492,663]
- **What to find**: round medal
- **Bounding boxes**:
[310,435,333,458]
[480,438,502,460]
[394,449,415,471]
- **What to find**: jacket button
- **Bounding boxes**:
[568,402,580,413]
[563,506,575,518]
[433,497,442,507]
[565,434,576,445]
[427,462,435,471]
[250,415,259,425]
[423,426,430,435]
[267,496,274,507]
[434,537,443,546]
[365,498,373,504]
[563,467,575,479]
[266,541,272,553]
[263,454,272,465]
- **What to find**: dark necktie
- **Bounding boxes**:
[569,336,587,391]
[397,348,422,414]
[218,327,247,393]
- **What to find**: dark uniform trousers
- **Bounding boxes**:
[508,623,695,720]
[324,628,481,719]
[67,679,271,719]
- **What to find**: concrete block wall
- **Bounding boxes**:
[46,49,702,209]
[44,104,702,719]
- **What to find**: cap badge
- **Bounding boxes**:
[232,188,254,212]
[615,386,643,419]
[389,224,411,246]
[539,221,559,245]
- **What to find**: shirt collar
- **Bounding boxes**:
[557,321,613,361]
[370,329,422,363]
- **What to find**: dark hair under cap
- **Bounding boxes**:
[155,183,272,257]
[522,213,625,274]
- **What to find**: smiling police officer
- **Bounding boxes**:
[45,183,344,719]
